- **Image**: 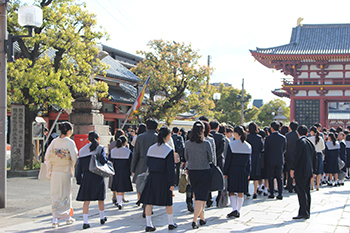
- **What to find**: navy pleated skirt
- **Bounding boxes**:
[111,169,133,192]
[139,171,173,206]
[188,169,210,201]
[324,154,339,174]
[227,166,248,193]
[316,152,324,175]
[76,171,106,201]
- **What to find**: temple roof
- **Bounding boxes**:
[251,24,350,55]
[101,56,141,83]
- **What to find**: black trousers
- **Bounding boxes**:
[175,162,181,185]
[268,164,283,195]
[285,161,294,191]
[295,177,311,217]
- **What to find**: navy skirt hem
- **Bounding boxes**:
[189,169,210,201]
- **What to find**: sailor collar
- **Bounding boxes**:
[147,143,173,159]
[326,141,340,150]
[110,147,131,159]
[229,139,252,154]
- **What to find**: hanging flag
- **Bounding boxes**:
[126,75,150,119]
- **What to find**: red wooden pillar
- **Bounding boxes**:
[290,98,295,122]
[319,98,326,128]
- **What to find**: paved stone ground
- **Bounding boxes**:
[0,175,349,233]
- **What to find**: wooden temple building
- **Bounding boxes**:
[250,22,350,129]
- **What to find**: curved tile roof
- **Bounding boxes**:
[252,24,350,55]
[101,56,141,83]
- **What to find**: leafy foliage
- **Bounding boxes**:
[7,0,109,112]
[213,83,259,125]
[131,39,214,124]
[256,99,290,127]
[6,0,109,167]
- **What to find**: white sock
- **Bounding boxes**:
[237,197,244,212]
[99,210,104,219]
[117,195,123,206]
[52,218,58,224]
[230,195,237,211]
[167,214,174,225]
[83,214,89,224]
[146,216,153,227]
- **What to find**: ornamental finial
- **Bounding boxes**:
[297,17,304,27]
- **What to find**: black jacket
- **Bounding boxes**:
[264,131,287,165]
[292,136,317,178]
[285,131,299,162]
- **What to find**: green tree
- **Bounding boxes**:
[7,0,109,167]
[256,99,290,127]
[213,84,259,125]
[131,40,214,125]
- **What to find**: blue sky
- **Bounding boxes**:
[24,0,350,106]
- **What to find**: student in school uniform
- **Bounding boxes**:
[324,132,340,186]
[223,126,252,218]
[76,131,108,230]
[139,126,177,232]
[110,135,133,209]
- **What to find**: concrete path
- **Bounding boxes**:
[0,175,349,233]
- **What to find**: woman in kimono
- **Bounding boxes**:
[324,132,340,186]
[45,121,78,228]
[246,122,263,199]
[139,126,177,232]
[309,126,325,190]
[110,135,133,209]
[223,126,251,218]
[76,131,108,229]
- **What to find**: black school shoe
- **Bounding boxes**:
[145,226,156,232]
[100,217,107,224]
[199,219,206,225]
[168,223,178,230]
[83,223,90,229]
[227,210,240,218]
[192,222,199,229]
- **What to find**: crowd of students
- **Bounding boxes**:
[44,118,349,231]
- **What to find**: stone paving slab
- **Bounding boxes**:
[0,178,349,233]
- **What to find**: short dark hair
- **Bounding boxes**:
[172,127,179,134]
[114,129,125,141]
[270,121,280,131]
[297,125,308,136]
[289,121,299,131]
[209,120,219,131]
[226,127,233,133]
[145,118,158,130]
[336,126,343,133]
[198,115,209,122]
[137,123,146,135]
[314,123,322,128]
[280,125,289,135]
[248,122,258,134]
[218,125,226,134]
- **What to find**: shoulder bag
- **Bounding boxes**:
[38,161,50,181]
[89,146,115,178]
[217,177,229,208]
[136,169,149,194]
[178,169,188,193]
[210,164,224,191]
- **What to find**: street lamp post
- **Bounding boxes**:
[0,1,42,208]
[237,78,251,125]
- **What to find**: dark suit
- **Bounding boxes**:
[292,136,317,218]
[264,131,287,196]
[210,130,225,169]
[285,131,299,191]
[172,134,185,185]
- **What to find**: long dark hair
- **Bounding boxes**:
[190,121,204,143]
[310,126,320,145]
[137,123,146,135]
[328,132,337,146]
[157,126,170,146]
[88,131,99,151]
[116,135,127,148]
[58,122,73,135]
[234,125,246,143]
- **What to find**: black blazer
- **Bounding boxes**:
[264,131,287,165]
[285,131,299,162]
[210,131,225,160]
[291,136,317,178]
